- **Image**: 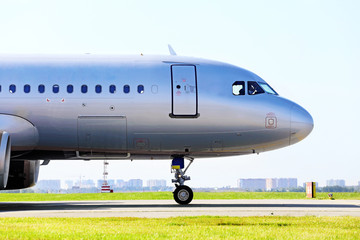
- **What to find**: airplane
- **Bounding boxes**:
[0,47,313,204]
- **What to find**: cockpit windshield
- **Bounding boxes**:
[232,81,278,96]
[258,82,278,95]
[248,81,265,95]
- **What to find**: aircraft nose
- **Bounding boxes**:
[290,104,314,145]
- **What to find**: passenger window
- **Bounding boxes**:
[151,85,158,94]
[109,85,116,93]
[123,85,130,94]
[24,84,31,93]
[67,85,74,93]
[0,85,1,92]
[9,84,16,93]
[248,81,265,95]
[81,85,88,93]
[53,85,59,93]
[137,85,144,94]
[38,85,45,93]
[95,85,102,93]
[232,81,245,95]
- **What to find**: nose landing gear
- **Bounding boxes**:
[171,157,194,205]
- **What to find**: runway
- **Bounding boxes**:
[0,199,359,218]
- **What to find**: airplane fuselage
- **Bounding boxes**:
[0,54,313,161]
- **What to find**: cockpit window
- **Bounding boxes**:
[258,82,278,95]
[248,81,265,95]
[232,81,245,95]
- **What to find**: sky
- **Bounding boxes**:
[0,0,359,187]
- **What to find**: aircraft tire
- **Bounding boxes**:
[173,185,193,205]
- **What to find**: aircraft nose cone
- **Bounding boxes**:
[290,104,314,145]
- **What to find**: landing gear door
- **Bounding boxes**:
[170,65,199,118]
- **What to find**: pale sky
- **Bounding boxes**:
[0,0,359,187]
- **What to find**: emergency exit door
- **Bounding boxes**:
[170,65,199,118]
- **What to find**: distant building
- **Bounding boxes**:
[116,179,126,188]
[97,179,115,188]
[238,178,266,191]
[98,179,143,190]
[81,179,95,188]
[266,178,277,191]
[97,179,103,188]
[326,179,345,187]
[358,181,360,187]
[36,180,61,191]
[108,179,115,186]
[65,180,73,189]
[128,179,143,188]
[239,178,297,191]
[147,179,167,188]
[276,178,297,189]
[289,178,298,188]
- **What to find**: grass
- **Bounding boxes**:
[0,192,359,202]
[0,216,358,239]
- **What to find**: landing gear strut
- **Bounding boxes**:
[171,157,194,205]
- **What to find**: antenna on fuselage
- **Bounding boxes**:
[168,44,177,56]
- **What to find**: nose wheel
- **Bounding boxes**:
[171,157,194,205]
[173,185,193,205]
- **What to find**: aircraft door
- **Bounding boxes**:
[170,65,199,118]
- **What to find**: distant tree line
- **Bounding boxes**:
[319,186,360,192]
[256,186,360,193]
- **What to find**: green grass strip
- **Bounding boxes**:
[0,216,358,239]
[0,192,359,202]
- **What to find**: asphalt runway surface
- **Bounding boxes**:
[0,199,359,218]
